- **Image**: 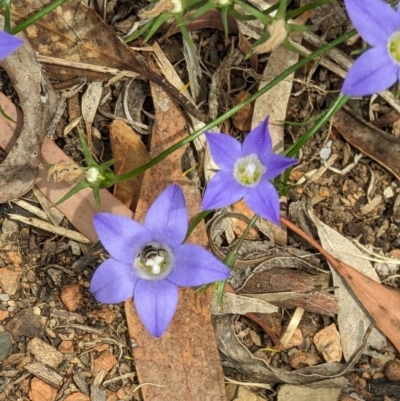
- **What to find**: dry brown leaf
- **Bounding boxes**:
[124,63,226,401]
[10,0,208,123]
[109,120,149,211]
[333,108,400,181]
[232,91,254,131]
[10,0,144,81]
[0,94,132,242]
[282,216,400,354]
[254,18,288,54]
[307,212,386,360]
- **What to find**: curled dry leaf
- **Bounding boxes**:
[0,16,56,202]
[235,253,338,317]
[214,314,363,384]
[47,161,84,184]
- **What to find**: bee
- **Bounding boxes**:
[140,245,163,262]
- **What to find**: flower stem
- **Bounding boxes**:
[286,0,334,20]
[224,214,258,268]
[284,94,349,158]
[114,29,356,183]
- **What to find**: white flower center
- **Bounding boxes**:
[86,167,100,183]
[145,255,164,275]
[233,154,266,187]
[388,31,400,65]
[133,242,174,280]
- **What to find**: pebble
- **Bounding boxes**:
[0,310,9,321]
[6,308,45,339]
[384,360,400,381]
[0,331,13,361]
[58,340,74,353]
[29,377,57,401]
[0,293,10,302]
[313,323,342,362]
[60,284,83,312]
[92,349,117,377]
[64,393,90,401]
[289,351,321,369]
[0,266,22,296]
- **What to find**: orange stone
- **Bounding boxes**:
[0,266,22,295]
[0,310,9,321]
[28,378,57,401]
[60,284,83,311]
[58,340,74,353]
[64,393,90,401]
[92,349,117,377]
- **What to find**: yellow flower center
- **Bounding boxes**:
[233,154,266,187]
[388,31,400,64]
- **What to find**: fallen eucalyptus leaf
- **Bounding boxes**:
[307,210,387,361]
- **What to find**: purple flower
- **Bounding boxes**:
[0,31,23,61]
[342,0,400,96]
[201,117,297,225]
[90,185,230,337]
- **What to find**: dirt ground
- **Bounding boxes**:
[1,0,400,400]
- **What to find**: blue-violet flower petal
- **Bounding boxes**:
[343,0,400,96]
[201,117,297,225]
[91,184,230,337]
[0,31,23,61]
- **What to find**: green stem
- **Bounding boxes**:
[12,0,69,34]
[114,29,356,183]
[225,214,258,267]
[184,210,212,242]
[234,0,274,25]
[284,94,350,158]
[216,213,258,304]
[276,0,288,20]
[286,0,334,20]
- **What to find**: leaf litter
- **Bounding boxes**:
[2,0,400,400]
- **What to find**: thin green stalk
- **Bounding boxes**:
[12,0,69,34]
[184,210,212,242]
[286,0,334,20]
[284,94,349,158]
[234,0,274,25]
[217,214,258,304]
[224,214,258,267]
[114,29,356,183]
[276,0,288,20]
